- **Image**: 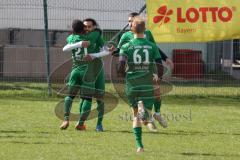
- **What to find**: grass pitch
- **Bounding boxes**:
[0,82,240,160]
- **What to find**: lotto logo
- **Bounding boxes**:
[153,5,173,26]
[153,5,236,26]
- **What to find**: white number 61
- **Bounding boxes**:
[133,49,149,64]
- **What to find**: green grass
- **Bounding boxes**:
[0,82,240,160]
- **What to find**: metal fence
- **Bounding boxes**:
[0,0,239,96]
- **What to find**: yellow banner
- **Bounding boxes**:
[146,0,240,42]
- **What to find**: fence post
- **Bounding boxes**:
[43,0,52,96]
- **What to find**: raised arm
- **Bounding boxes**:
[62,41,90,52]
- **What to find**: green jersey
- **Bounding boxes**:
[67,30,104,69]
[120,38,160,86]
[85,30,105,53]
[84,30,105,81]
[117,29,155,48]
[120,38,160,109]
[67,34,87,69]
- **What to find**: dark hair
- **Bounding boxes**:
[72,19,84,34]
[128,12,139,18]
[83,18,102,35]
[83,18,98,27]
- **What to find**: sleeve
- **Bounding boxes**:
[119,43,128,58]
[147,30,156,43]
[153,44,161,60]
[90,50,110,58]
[62,41,83,52]
[66,36,71,44]
[117,33,128,48]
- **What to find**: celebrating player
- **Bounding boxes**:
[60,19,111,131]
[60,19,91,130]
[78,18,106,132]
[117,16,163,152]
[114,12,173,131]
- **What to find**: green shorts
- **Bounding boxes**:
[125,84,154,110]
[85,58,105,98]
[67,66,96,97]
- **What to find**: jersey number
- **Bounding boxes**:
[133,49,149,64]
[75,48,82,58]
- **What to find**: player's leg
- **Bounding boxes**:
[60,69,80,130]
[139,85,158,132]
[153,81,167,128]
[132,107,144,153]
[76,64,96,130]
[95,67,105,132]
[135,97,154,152]
[138,100,157,132]
[79,98,84,114]
[76,97,92,130]
[96,100,104,131]
[127,90,144,152]
[60,88,78,130]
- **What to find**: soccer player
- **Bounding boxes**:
[114,12,173,131]
[79,18,106,132]
[60,19,110,130]
[60,19,92,130]
[117,16,163,152]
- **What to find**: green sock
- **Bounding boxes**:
[96,100,104,126]
[64,96,73,121]
[154,100,161,113]
[79,99,84,114]
[133,127,143,148]
[78,99,92,126]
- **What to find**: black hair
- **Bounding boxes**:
[83,18,98,27]
[128,12,139,18]
[83,18,102,35]
[72,19,84,34]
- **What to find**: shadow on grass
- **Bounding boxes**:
[0,140,78,145]
[0,130,27,134]
[174,129,240,136]
[181,152,240,158]
[104,129,240,136]
[104,130,196,136]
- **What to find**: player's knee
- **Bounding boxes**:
[133,116,141,127]
[65,96,73,102]
[133,116,140,122]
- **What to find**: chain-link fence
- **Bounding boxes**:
[0,0,239,97]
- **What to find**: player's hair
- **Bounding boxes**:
[72,19,84,34]
[132,16,145,33]
[83,18,102,35]
[128,12,139,18]
[83,18,98,27]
